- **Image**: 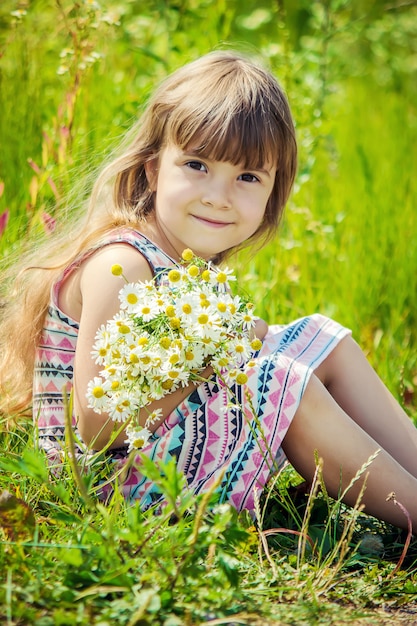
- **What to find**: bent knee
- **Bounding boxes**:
[314,335,359,388]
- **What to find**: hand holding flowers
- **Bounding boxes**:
[86,249,263,452]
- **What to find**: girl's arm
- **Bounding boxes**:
[253,317,268,340]
[71,243,212,450]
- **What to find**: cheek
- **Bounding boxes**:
[242,210,265,240]
[245,199,269,235]
[249,197,268,225]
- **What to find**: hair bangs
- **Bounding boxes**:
[190,114,279,170]
[164,84,281,171]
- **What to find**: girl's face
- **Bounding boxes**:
[145,144,276,260]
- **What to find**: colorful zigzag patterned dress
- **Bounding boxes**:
[33,229,351,513]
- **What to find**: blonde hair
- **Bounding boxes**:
[0,50,297,418]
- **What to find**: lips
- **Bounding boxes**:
[191,215,233,228]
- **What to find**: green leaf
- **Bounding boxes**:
[60,547,84,567]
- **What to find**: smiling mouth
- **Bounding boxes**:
[192,215,232,228]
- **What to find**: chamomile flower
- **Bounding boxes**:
[136,303,158,322]
[181,248,194,262]
[211,266,236,291]
[167,268,183,283]
[240,308,257,330]
[160,364,190,387]
[86,376,110,412]
[211,351,232,371]
[144,408,164,426]
[108,391,140,422]
[91,326,112,364]
[175,293,199,322]
[228,337,251,363]
[108,313,135,343]
[119,282,142,312]
[182,345,205,369]
[226,295,242,316]
[125,424,152,453]
[192,311,222,341]
[250,338,263,352]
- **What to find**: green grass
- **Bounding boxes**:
[2,1,417,624]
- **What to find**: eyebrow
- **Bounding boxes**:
[182,149,274,178]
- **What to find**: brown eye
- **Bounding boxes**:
[239,173,259,183]
[186,161,207,172]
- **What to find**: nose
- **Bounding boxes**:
[201,178,232,210]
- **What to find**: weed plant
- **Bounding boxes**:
[1,1,417,624]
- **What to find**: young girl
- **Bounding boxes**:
[1,51,417,529]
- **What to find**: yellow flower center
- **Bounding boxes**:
[181,248,194,261]
[92,386,104,398]
[116,400,131,412]
[127,293,138,305]
[159,337,171,349]
[250,338,263,351]
[198,314,209,325]
[168,269,181,283]
[187,264,199,277]
[217,357,229,367]
[111,264,123,276]
[170,317,181,330]
[236,372,248,385]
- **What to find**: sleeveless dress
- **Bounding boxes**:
[33,228,351,513]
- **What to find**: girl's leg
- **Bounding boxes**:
[282,374,417,530]
[315,335,417,478]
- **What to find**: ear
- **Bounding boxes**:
[144,157,159,192]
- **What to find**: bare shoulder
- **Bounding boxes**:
[59,243,153,323]
[80,242,154,287]
[79,243,153,320]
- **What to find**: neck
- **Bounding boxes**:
[140,216,183,262]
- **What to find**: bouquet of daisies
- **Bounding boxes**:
[86,248,262,452]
